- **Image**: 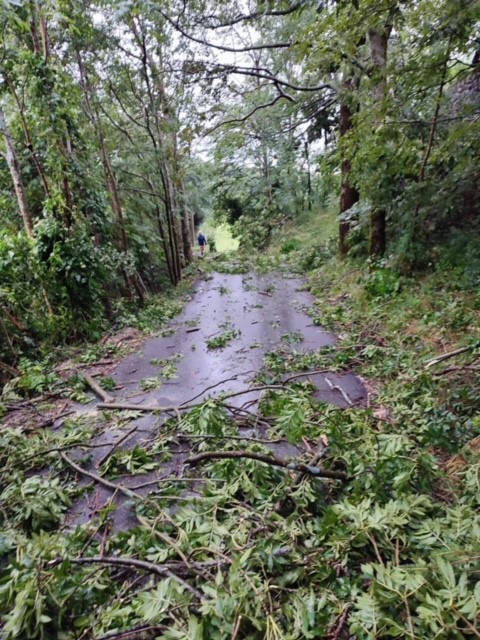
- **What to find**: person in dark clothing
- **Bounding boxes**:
[197,232,207,256]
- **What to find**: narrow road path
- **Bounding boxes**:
[67,271,366,529]
[112,271,363,407]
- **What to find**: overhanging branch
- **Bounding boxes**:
[200,3,303,29]
[205,92,295,135]
[153,7,295,53]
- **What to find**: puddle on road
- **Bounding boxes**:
[65,272,367,530]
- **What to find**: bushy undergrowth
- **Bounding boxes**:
[0,280,192,407]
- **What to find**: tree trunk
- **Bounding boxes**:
[368,27,391,258]
[176,174,193,265]
[189,211,195,249]
[181,213,193,263]
[76,51,143,302]
[304,141,312,211]
[339,159,359,258]
[6,76,50,197]
[130,20,183,282]
[161,162,182,283]
[28,0,42,55]
[0,107,34,238]
[154,201,176,285]
[338,81,359,258]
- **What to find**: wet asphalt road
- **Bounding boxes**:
[66,271,366,529]
[111,272,364,407]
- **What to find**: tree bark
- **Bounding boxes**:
[304,140,312,211]
[6,76,50,197]
[0,107,34,238]
[76,51,143,302]
[189,211,195,249]
[338,81,359,258]
[368,27,391,258]
[130,18,183,281]
[181,212,194,264]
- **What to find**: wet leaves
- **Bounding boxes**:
[206,330,239,350]
[101,446,157,477]
[140,376,162,390]
[150,354,184,379]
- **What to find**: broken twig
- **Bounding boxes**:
[60,451,141,500]
[50,555,204,601]
[97,426,138,469]
[94,624,164,640]
[98,402,173,412]
[185,450,347,481]
[83,372,115,403]
[425,345,477,369]
[325,376,353,406]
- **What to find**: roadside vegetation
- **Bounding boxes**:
[1,1,479,638]
[1,214,479,638]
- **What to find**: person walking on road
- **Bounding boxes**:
[197,231,207,256]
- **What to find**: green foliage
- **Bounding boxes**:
[140,376,162,390]
[206,329,239,349]
[363,264,404,299]
[1,475,71,533]
[34,215,106,323]
[280,238,302,254]
[280,331,304,345]
[116,295,184,333]
[99,376,116,391]
[102,446,157,477]
[10,360,60,397]
[183,399,232,437]
[271,391,313,444]
[151,354,183,379]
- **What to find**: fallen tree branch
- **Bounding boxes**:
[216,384,287,401]
[325,376,353,406]
[0,441,122,478]
[328,603,353,640]
[97,402,173,412]
[95,624,165,640]
[97,426,138,469]
[83,372,115,403]
[282,369,331,384]
[295,439,330,484]
[49,555,205,601]
[433,363,480,376]
[60,451,141,500]
[179,370,255,406]
[99,386,286,413]
[425,345,478,369]
[185,450,347,481]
